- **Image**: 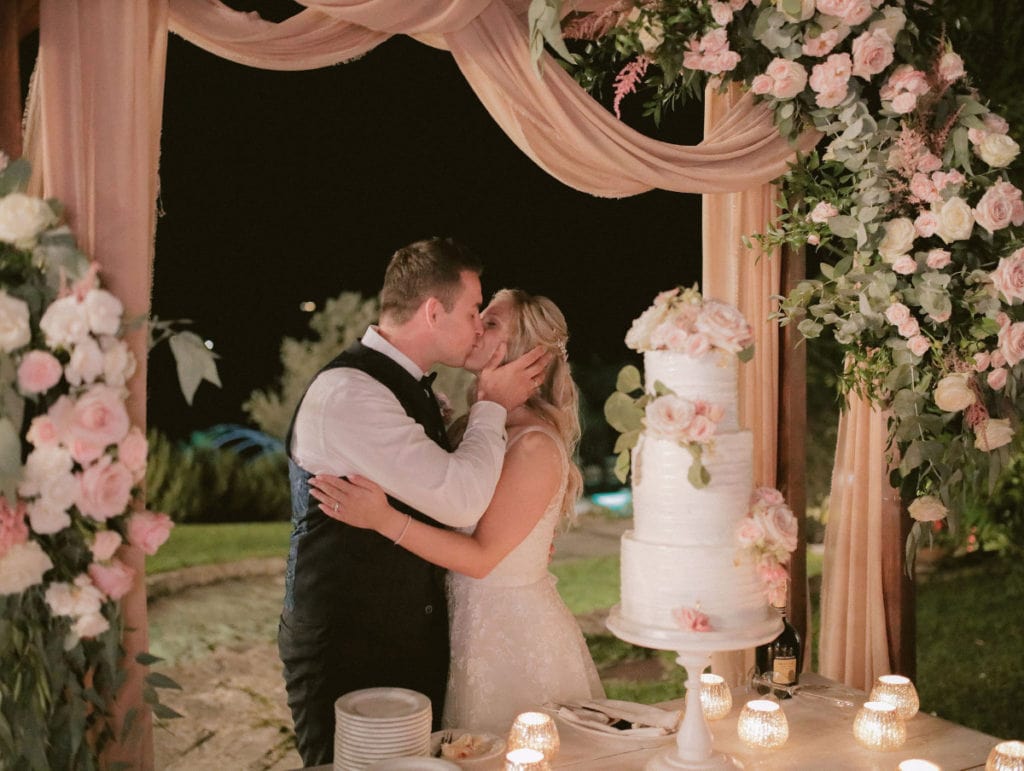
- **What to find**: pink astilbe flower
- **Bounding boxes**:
[673,605,712,632]
[612,55,651,119]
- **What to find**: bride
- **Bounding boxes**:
[311,288,604,733]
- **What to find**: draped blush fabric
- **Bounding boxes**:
[168,0,818,196]
[819,395,898,691]
[702,82,783,686]
[25,2,169,767]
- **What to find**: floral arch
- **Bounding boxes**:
[0,0,1020,766]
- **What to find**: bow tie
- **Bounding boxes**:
[420,371,438,388]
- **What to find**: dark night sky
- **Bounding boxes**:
[143,11,705,439]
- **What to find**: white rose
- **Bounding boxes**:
[0,540,53,595]
[934,197,975,243]
[625,305,667,351]
[65,336,105,386]
[975,417,1014,452]
[0,290,31,353]
[45,575,103,618]
[39,295,91,349]
[19,445,74,498]
[978,133,1020,168]
[933,372,976,412]
[645,394,697,441]
[908,495,947,522]
[83,289,123,337]
[28,499,72,535]
[101,337,136,387]
[878,217,916,262]
[0,192,57,246]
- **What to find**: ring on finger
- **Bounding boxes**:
[333,502,339,512]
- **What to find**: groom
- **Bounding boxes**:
[278,237,547,765]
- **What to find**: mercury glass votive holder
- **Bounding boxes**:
[737,699,789,749]
[507,711,560,760]
[853,701,906,750]
[870,674,920,720]
[504,748,551,771]
[898,760,941,771]
[987,740,1024,771]
[700,673,733,720]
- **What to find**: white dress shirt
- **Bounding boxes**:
[290,326,508,528]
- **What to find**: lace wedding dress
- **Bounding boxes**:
[443,425,605,734]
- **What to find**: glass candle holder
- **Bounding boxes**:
[987,740,1024,771]
[853,701,906,750]
[870,674,920,720]
[504,748,551,771]
[898,761,941,771]
[737,699,789,749]
[507,712,560,761]
[700,673,733,720]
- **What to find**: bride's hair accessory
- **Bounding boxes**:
[556,339,568,361]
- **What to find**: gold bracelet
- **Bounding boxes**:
[393,514,412,546]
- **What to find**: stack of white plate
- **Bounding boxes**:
[333,687,433,771]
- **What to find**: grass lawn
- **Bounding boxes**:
[145,521,291,574]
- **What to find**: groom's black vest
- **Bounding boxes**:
[283,341,450,624]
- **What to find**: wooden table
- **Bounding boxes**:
[311,674,1002,770]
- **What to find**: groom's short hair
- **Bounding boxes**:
[380,237,483,325]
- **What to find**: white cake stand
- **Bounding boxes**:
[606,606,782,770]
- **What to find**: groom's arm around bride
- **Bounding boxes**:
[277,237,547,766]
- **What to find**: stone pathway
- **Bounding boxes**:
[149,514,632,770]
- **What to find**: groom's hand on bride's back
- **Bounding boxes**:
[475,344,550,411]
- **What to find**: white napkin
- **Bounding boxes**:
[547,699,681,737]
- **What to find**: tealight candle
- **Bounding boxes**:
[898,760,941,771]
[507,711,559,761]
[737,699,789,749]
[700,673,733,720]
[987,740,1024,771]
[870,674,920,720]
[853,701,906,750]
[504,748,551,771]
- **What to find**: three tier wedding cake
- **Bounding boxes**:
[606,287,797,651]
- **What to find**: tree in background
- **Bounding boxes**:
[244,292,379,439]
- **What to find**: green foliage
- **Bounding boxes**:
[244,291,379,440]
[145,430,290,524]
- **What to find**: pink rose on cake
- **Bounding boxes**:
[644,395,724,445]
[695,300,754,353]
[672,606,712,632]
[737,487,797,596]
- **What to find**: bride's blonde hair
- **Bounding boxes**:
[491,289,583,522]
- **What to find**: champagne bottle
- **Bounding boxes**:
[755,601,802,698]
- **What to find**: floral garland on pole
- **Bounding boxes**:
[532,0,1024,557]
[0,157,183,768]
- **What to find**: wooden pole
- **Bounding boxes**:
[0,0,23,159]
[778,244,808,654]
[882,497,917,678]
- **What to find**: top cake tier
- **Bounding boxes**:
[644,350,740,433]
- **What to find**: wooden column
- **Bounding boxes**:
[882,498,916,678]
[0,0,24,158]
[778,244,808,652]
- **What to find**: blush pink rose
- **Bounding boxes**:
[127,511,173,556]
[932,169,966,193]
[687,414,718,443]
[807,233,821,245]
[809,201,839,223]
[763,57,808,99]
[975,182,1024,235]
[736,516,767,548]
[809,53,852,108]
[672,606,712,632]
[992,349,1007,368]
[118,427,148,481]
[750,74,772,95]
[756,556,790,587]
[67,384,130,450]
[710,1,733,25]
[25,415,59,447]
[645,395,696,441]
[17,351,63,394]
[926,248,952,270]
[760,504,799,553]
[88,558,136,600]
[914,211,940,238]
[696,401,726,423]
[917,153,942,173]
[69,438,104,466]
[802,26,847,57]
[695,300,754,352]
[76,456,133,522]
[892,255,918,275]
[991,248,1024,303]
[938,50,965,83]
[752,486,787,507]
[685,333,712,357]
[974,351,992,371]
[851,28,894,80]
[885,302,911,326]
[880,65,929,114]
[988,367,1008,390]
[907,335,931,356]
[91,530,122,562]
[910,173,939,203]
[898,317,920,338]
[998,314,1024,366]
[816,0,871,25]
